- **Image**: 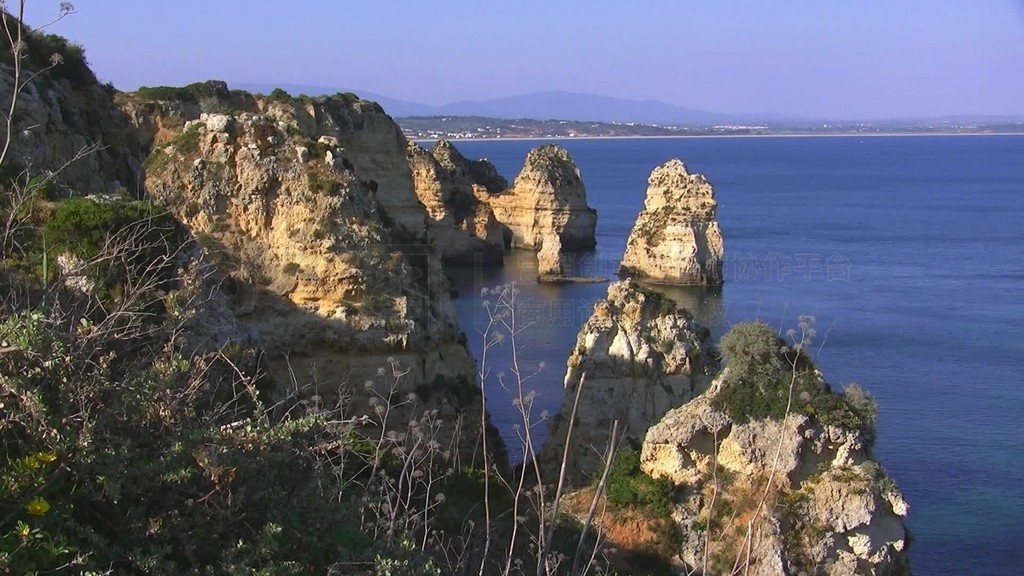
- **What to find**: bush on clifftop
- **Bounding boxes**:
[712,320,878,440]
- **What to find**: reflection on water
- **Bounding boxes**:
[448,250,728,461]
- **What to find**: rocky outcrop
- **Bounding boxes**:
[141,95,487,459]
[258,94,428,236]
[0,63,143,195]
[483,144,597,252]
[540,280,717,485]
[619,159,724,285]
[537,235,566,278]
[407,140,507,266]
[641,382,910,576]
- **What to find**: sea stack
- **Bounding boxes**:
[407,140,508,266]
[484,144,597,252]
[619,159,724,285]
[539,280,717,486]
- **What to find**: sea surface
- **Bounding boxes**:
[443,135,1024,576]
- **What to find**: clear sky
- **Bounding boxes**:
[22,0,1024,119]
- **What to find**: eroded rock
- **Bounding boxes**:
[407,140,507,266]
[619,159,724,285]
[540,279,717,485]
[641,376,910,575]
[483,144,597,252]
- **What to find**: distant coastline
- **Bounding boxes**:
[398,115,1024,143]
[412,131,1024,144]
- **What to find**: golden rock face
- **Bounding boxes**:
[483,144,598,252]
[141,94,489,461]
[620,158,725,286]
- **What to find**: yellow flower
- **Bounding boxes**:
[35,452,57,464]
[16,522,31,538]
[25,497,50,516]
[23,455,40,470]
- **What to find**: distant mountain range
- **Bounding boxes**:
[234,83,1024,128]
[235,83,786,126]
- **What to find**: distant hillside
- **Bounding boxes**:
[232,83,1024,128]
[431,91,737,125]
[233,84,751,125]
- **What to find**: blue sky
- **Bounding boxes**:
[23,0,1024,119]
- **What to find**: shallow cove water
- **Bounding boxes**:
[444,135,1024,576]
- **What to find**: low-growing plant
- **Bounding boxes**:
[604,449,676,517]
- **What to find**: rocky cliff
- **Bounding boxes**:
[641,378,909,575]
[540,280,717,485]
[483,144,597,253]
[139,92,489,459]
[0,62,143,195]
[619,159,724,285]
[407,139,507,266]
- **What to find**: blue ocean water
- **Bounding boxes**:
[445,135,1024,576]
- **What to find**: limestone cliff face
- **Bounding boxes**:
[540,280,717,485]
[141,98,486,458]
[619,159,724,285]
[258,95,428,236]
[407,139,507,266]
[0,64,143,195]
[483,144,597,252]
[642,383,910,576]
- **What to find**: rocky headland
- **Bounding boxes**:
[642,381,910,575]
[619,158,725,285]
[539,282,909,575]
[0,16,910,575]
[406,139,508,266]
[132,86,496,458]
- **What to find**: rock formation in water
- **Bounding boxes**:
[138,88,493,458]
[641,384,910,576]
[483,144,597,254]
[407,139,508,266]
[540,279,717,485]
[536,234,566,278]
[619,159,724,285]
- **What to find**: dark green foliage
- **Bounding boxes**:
[0,19,96,87]
[712,322,878,440]
[134,85,197,102]
[605,449,676,516]
[269,87,292,102]
[143,147,170,173]
[42,197,183,298]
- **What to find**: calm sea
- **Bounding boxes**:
[444,135,1024,576]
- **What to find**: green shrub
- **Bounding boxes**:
[170,124,203,155]
[41,197,183,298]
[0,23,96,87]
[605,449,676,517]
[143,148,170,173]
[135,85,197,102]
[712,322,877,439]
[270,88,292,102]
